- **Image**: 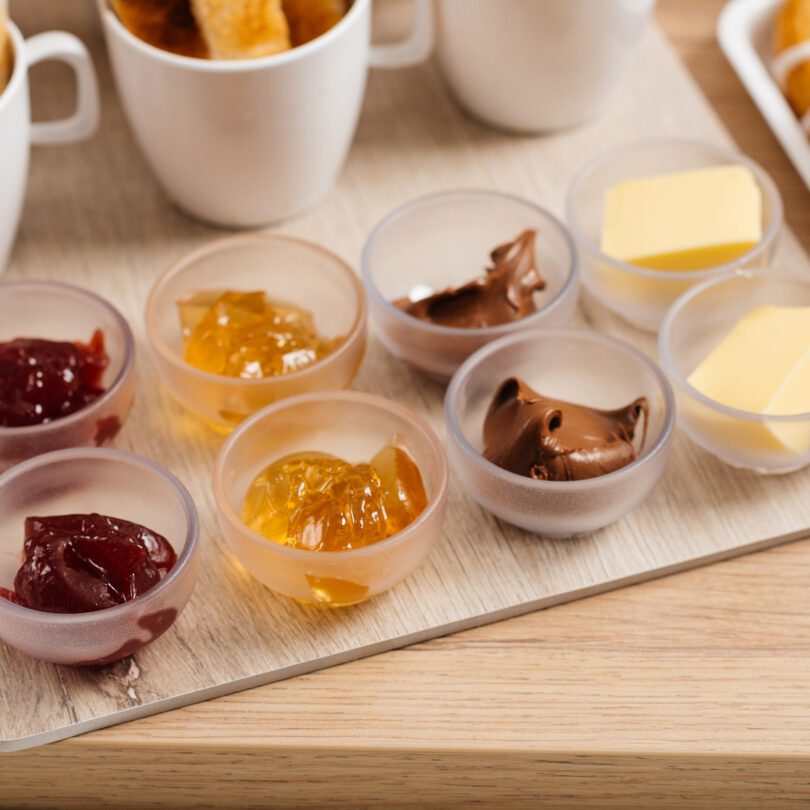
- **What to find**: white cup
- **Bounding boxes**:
[99,0,434,228]
[0,22,100,272]
[435,0,656,133]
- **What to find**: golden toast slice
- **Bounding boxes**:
[190,0,291,59]
[282,0,347,46]
[0,0,11,92]
[775,0,810,116]
[112,0,209,58]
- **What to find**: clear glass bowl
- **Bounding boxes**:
[445,328,676,537]
[0,448,200,666]
[566,139,783,332]
[362,190,580,381]
[0,281,137,471]
[213,391,449,606]
[659,271,810,474]
[146,234,368,431]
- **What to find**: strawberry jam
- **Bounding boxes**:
[0,514,177,614]
[0,330,109,427]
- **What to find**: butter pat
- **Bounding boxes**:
[688,305,810,453]
[601,165,763,271]
[766,347,810,453]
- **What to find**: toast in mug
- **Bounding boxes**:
[112,0,349,59]
[190,0,290,59]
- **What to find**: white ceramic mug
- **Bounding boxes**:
[99,0,434,228]
[0,22,100,272]
[435,0,656,133]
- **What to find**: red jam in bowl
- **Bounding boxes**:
[0,514,177,614]
[0,330,109,427]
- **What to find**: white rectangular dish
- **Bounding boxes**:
[718,0,810,189]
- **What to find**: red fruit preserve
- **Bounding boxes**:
[0,330,109,427]
[0,514,177,614]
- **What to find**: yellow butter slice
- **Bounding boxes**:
[765,346,810,454]
[687,305,810,455]
[601,165,763,272]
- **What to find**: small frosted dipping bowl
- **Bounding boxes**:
[362,190,579,381]
[566,139,782,332]
[659,271,810,474]
[0,281,136,472]
[146,234,367,431]
[0,448,199,666]
[445,329,675,537]
[213,391,449,606]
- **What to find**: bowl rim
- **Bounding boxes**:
[565,137,784,281]
[444,326,677,492]
[145,233,368,389]
[0,447,200,625]
[213,390,450,560]
[361,188,580,338]
[658,269,810,422]
[99,0,368,71]
[0,280,136,438]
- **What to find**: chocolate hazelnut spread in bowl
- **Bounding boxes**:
[362,190,580,381]
[444,328,675,537]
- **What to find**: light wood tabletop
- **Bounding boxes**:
[3,0,810,807]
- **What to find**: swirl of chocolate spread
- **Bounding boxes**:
[395,229,546,328]
[483,378,649,481]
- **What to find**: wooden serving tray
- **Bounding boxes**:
[2,22,809,752]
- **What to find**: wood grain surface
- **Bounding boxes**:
[2,0,810,806]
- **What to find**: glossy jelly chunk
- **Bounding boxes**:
[0,330,108,427]
[1,514,177,614]
[242,442,428,552]
[178,290,343,379]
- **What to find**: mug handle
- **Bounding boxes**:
[369,0,434,69]
[26,32,100,146]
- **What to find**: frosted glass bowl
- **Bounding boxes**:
[659,271,810,474]
[0,448,200,666]
[214,391,449,606]
[362,190,579,381]
[566,139,782,332]
[445,328,675,537]
[0,281,136,471]
[146,234,367,431]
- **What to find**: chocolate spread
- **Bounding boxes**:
[395,229,546,328]
[483,378,649,481]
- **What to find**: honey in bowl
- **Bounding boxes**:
[178,290,344,379]
[242,439,428,604]
[112,0,349,59]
